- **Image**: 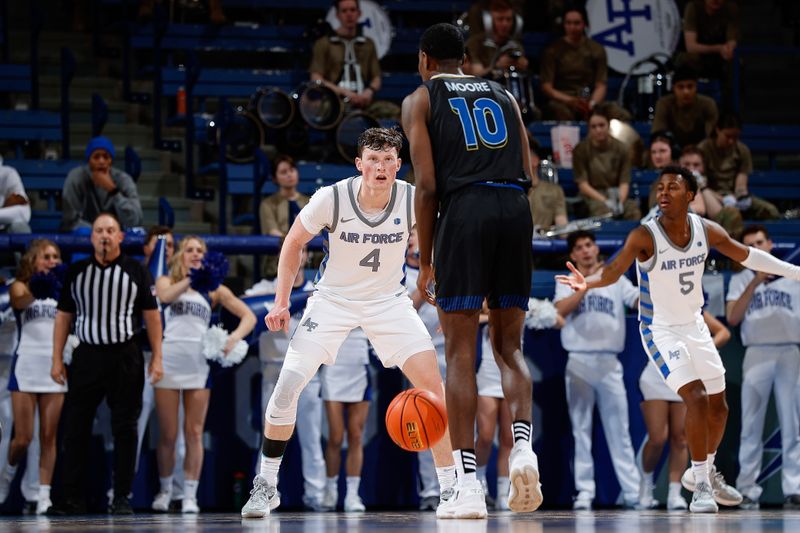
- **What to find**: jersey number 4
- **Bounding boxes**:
[359,248,381,272]
[448,97,508,151]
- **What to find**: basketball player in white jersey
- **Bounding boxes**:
[557,166,800,513]
[242,128,459,519]
[256,248,327,512]
[1,240,67,514]
[727,224,800,509]
[554,230,641,510]
[404,230,450,511]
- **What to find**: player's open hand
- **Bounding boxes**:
[554,261,588,292]
[266,304,291,333]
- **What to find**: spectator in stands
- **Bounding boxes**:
[679,0,739,102]
[644,131,707,217]
[698,113,780,220]
[61,137,143,232]
[309,0,382,112]
[527,134,568,230]
[651,66,719,149]
[540,5,628,121]
[572,106,641,220]
[680,144,744,238]
[0,157,31,234]
[259,155,310,279]
[463,0,529,78]
[142,226,175,266]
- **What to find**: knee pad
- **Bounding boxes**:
[264,346,323,426]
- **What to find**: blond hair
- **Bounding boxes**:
[17,239,60,283]
[168,235,207,283]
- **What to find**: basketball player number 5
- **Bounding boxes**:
[360,249,381,272]
[679,272,694,295]
[449,97,508,150]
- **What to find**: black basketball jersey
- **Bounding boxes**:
[423,74,526,200]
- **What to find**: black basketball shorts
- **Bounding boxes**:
[433,183,532,312]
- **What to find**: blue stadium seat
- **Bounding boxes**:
[0,110,61,144]
[0,64,33,94]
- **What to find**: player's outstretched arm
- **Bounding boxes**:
[402,86,437,303]
[555,227,650,291]
[706,219,800,280]
[268,219,316,332]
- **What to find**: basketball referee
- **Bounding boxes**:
[50,213,163,515]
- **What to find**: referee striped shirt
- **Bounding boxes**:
[58,255,157,345]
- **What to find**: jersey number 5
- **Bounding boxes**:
[359,248,381,272]
[448,97,508,151]
[679,272,695,295]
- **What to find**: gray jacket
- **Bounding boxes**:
[61,165,143,231]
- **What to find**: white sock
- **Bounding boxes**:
[259,454,282,486]
[184,479,199,500]
[326,476,337,491]
[346,476,360,498]
[38,485,51,501]
[435,466,456,492]
[159,476,173,495]
[707,452,716,471]
[642,470,654,486]
[497,476,510,500]
[476,465,487,483]
[668,481,682,499]
[691,460,710,487]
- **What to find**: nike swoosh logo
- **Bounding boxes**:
[340,217,355,223]
[658,248,668,254]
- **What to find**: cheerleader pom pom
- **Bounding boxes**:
[29,264,67,300]
[525,298,559,330]
[201,325,229,361]
[190,252,229,293]
[201,325,248,367]
[62,334,80,365]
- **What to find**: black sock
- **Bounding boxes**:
[512,420,532,443]
[261,437,288,458]
[459,449,477,474]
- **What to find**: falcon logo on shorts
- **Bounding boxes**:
[669,349,680,360]
[301,317,319,332]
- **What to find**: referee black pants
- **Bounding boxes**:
[59,341,144,503]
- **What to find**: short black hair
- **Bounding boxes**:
[673,65,699,84]
[741,224,770,242]
[357,127,404,157]
[146,225,172,243]
[271,153,296,178]
[716,111,742,131]
[659,165,698,194]
[420,23,464,62]
[333,0,358,12]
[567,230,596,254]
[562,3,589,25]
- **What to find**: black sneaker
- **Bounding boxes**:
[47,499,86,516]
[110,496,134,515]
[22,500,37,515]
[785,494,800,509]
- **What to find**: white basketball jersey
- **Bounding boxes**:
[637,214,709,327]
[16,298,57,358]
[301,176,414,302]
[727,270,800,346]
[0,287,17,357]
[555,276,639,353]
[163,290,212,343]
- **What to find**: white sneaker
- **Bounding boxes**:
[572,493,592,510]
[507,441,543,512]
[496,490,510,511]
[436,479,488,519]
[321,484,337,511]
[681,467,743,506]
[667,493,688,511]
[638,472,656,509]
[182,497,199,514]
[689,481,718,513]
[344,494,365,512]
[152,490,172,512]
[0,470,12,503]
[36,497,52,515]
[241,475,280,518]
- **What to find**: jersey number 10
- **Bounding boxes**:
[448,97,508,151]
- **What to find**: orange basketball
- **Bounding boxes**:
[385,388,448,452]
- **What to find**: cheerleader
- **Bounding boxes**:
[0,240,67,514]
[152,236,255,513]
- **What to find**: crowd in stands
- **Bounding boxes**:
[1,0,799,517]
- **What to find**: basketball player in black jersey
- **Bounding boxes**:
[402,23,542,517]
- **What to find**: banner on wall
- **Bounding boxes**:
[586,0,681,74]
